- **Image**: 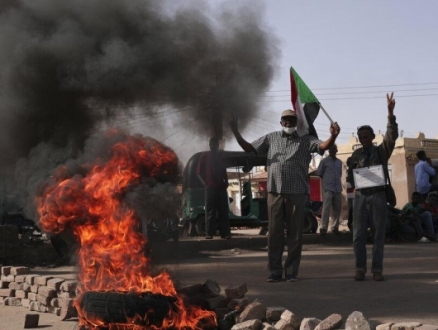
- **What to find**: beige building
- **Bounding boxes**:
[337,132,438,208]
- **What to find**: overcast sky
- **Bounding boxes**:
[257,0,438,145]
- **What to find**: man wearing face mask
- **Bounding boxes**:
[230,109,340,282]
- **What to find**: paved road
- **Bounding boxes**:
[1,236,437,329]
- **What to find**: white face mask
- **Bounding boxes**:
[282,126,296,135]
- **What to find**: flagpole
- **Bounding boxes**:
[319,104,334,124]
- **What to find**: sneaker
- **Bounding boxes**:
[205,236,213,239]
[319,228,327,236]
[418,237,430,243]
[267,273,282,282]
[354,270,365,281]
[286,274,298,282]
[373,272,385,281]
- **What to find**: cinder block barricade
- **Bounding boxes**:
[0,266,77,319]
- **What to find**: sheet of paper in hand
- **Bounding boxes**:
[352,165,386,189]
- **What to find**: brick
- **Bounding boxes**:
[57,291,76,299]
[10,266,30,275]
[237,300,266,323]
[0,281,10,288]
[8,282,20,290]
[315,314,343,330]
[1,266,12,276]
[59,298,76,320]
[38,303,48,312]
[14,275,26,283]
[34,276,53,286]
[30,285,39,293]
[225,283,248,299]
[15,290,28,299]
[50,298,59,307]
[1,274,15,282]
[0,288,15,297]
[4,297,21,306]
[48,306,61,316]
[25,275,39,285]
[60,280,77,292]
[228,297,250,312]
[37,294,52,305]
[28,292,37,301]
[47,278,65,291]
[24,314,39,328]
[29,301,40,311]
[21,283,31,292]
[38,286,57,298]
[21,298,30,308]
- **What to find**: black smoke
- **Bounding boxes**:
[0,0,279,168]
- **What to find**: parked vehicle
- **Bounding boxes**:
[181,151,318,236]
[1,213,44,246]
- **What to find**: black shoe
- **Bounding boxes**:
[205,236,213,239]
[355,270,365,281]
[221,235,232,239]
[267,273,282,282]
[331,228,340,235]
[319,228,327,236]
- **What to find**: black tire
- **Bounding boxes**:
[194,216,206,236]
[80,291,177,326]
[303,212,318,234]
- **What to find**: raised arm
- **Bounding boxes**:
[229,113,256,153]
[319,122,340,151]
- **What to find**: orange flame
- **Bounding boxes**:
[36,130,216,329]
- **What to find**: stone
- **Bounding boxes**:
[203,279,221,297]
[1,274,15,282]
[34,276,53,286]
[29,301,40,311]
[225,283,248,299]
[415,326,438,330]
[231,319,263,330]
[280,310,301,330]
[275,319,295,330]
[8,282,20,290]
[228,297,251,312]
[237,300,267,323]
[14,275,26,283]
[315,314,343,330]
[4,297,21,306]
[21,298,30,308]
[48,306,62,316]
[50,297,59,307]
[376,323,394,330]
[262,322,276,330]
[59,298,76,320]
[25,275,39,285]
[266,307,287,322]
[300,318,322,330]
[60,280,77,292]
[21,283,32,292]
[15,289,28,299]
[1,266,11,276]
[28,292,37,301]
[47,278,65,291]
[0,288,15,297]
[24,314,39,328]
[10,266,30,275]
[392,323,422,330]
[37,294,53,305]
[30,285,39,293]
[206,295,228,310]
[38,286,57,298]
[57,291,76,299]
[345,311,372,330]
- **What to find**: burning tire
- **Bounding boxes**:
[80,291,177,327]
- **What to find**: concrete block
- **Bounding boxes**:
[34,276,53,286]
[10,266,30,275]
[60,280,77,292]
[28,292,37,301]
[25,275,39,285]
[0,288,15,297]
[225,283,248,299]
[1,274,15,282]
[47,278,65,291]
[38,286,57,298]
[231,319,262,330]
[37,294,52,305]
[14,275,26,283]
[266,307,286,322]
[24,314,39,328]
[30,285,39,293]
[1,266,11,276]
[15,289,28,299]
[21,298,30,308]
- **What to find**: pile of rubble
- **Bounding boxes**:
[178,280,438,330]
[0,266,76,321]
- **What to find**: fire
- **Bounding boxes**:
[36,130,216,329]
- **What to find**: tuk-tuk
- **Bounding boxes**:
[181,151,318,236]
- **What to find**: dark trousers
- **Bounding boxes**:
[267,192,306,277]
[205,188,230,237]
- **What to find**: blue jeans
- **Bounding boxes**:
[353,190,387,273]
[419,211,435,235]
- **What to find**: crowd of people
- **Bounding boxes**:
[196,91,436,283]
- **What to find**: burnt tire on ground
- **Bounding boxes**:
[80,291,177,327]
